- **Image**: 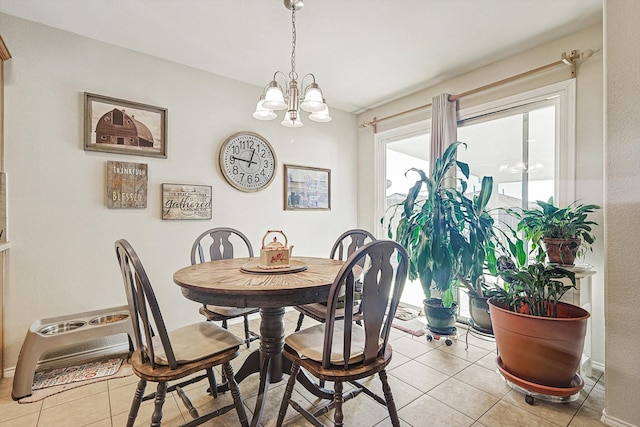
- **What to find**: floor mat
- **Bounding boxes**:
[391,317,427,337]
[19,358,133,404]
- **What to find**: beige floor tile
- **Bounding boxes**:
[428,377,500,419]
[581,382,605,413]
[374,416,413,427]
[386,350,411,371]
[454,364,512,398]
[0,380,42,423]
[388,360,449,393]
[414,348,472,376]
[569,405,606,426]
[478,400,562,427]
[500,389,585,426]
[436,339,491,363]
[0,411,39,427]
[356,372,424,410]
[38,391,111,427]
[388,336,432,359]
[83,418,112,427]
[399,393,475,426]
[111,392,185,427]
[474,352,498,371]
[41,381,108,409]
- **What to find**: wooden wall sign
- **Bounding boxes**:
[106,161,148,209]
[162,183,212,220]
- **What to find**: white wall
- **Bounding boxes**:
[603,1,640,426]
[356,25,606,366]
[0,13,357,369]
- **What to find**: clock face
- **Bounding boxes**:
[219,132,277,192]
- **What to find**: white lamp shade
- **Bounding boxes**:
[252,99,277,120]
[281,110,303,127]
[300,85,325,112]
[308,105,332,122]
[263,85,287,110]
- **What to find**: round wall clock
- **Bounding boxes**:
[219,131,277,192]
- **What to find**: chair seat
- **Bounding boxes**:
[200,305,259,319]
[285,321,382,365]
[295,303,346,322]
[151,321,244,366]
[283,343,393,382]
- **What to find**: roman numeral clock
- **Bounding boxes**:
[219,132,277,192]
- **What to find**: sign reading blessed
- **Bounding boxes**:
[106,161,148,209]
[162,184,212,220]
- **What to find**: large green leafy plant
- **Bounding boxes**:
[386,142,497,307]
[512,198,600,260]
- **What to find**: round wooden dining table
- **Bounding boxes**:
[173,256,344,427]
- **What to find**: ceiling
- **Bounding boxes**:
[0,0,602,114]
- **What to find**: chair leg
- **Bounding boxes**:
[206,367,218,399]
[243,315,251,349]
[379,370,400,427]
[151,381,168,427]
[295,312,305,332]
[126,378,147,427]
[222,362,249,427]
[333,381,344,427]
[222,319,228,329]
[276,363,302,427]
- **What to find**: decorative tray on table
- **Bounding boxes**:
[240,260,307,275]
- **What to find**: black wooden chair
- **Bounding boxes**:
[294,229,376,332]
[190,227,260,348]
[115,239,249,427]
[276,240,408,427]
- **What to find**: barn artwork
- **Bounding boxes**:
[84,93,167,158]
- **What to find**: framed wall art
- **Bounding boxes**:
[84,92,167,158]
[284,164,331,211]
[106,161,148,209]
[162,183,212,220]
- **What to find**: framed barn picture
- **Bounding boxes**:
[84,93,167,158]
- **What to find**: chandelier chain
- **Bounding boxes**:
[290,7,297,81]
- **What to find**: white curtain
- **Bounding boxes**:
[429,93,458,177]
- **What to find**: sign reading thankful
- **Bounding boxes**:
[106,161,148,209]
[162,183,212,220]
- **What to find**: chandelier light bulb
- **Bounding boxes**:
[308,104,332,122]
[300,83,325,112]
[263,83,287,110]
[253,97,277,120]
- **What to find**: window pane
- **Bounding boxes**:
[384,134,429,307]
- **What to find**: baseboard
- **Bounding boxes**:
[601,410,639,427]
[3,342,130,378]
[591,360,605,374]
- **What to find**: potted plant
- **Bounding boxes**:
[386,142,498,334]
[489,244,590,395]
[512,198,600,265]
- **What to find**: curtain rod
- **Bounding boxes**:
[360,50,579,132]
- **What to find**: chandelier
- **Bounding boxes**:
[253,0,331,127]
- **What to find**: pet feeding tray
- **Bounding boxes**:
[12,305,135,400]
[89,313,129,325]
[38,321,86,335]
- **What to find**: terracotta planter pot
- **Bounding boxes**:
[488,298,589,388]
[542,237,581,265]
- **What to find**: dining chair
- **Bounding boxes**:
[294,229,376,332]
[190,227,260,348]
[276,240,408,427]
[115,239,249,427]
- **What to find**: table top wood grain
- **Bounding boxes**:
[173,256,344,308]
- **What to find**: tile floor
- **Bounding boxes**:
[0,310,606,426]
